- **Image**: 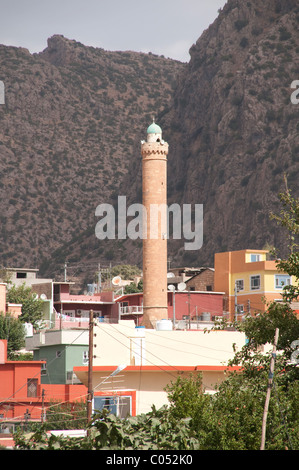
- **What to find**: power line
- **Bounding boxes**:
[0,328,87,407]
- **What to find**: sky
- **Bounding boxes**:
[0,0,227,62]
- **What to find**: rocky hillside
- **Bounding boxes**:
[165,0,299,267]
[122,0,299,269]
[0,35,183,281]
[1,0,299,287]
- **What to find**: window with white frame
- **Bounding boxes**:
[275,274,291,289]
[235,279,244,292]
[237,304,244,314]
[250,275,261,290]
[93,395,132,419]
[250,254,261,262]
[41,359,47,376]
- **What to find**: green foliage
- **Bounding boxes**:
[44,400,87,431]
[165,373,208,420]
[231,302,299,357]
[14,368,299,450]
[270,183,299,302]
[124,279,143,294]
[14,407,199,450]
[99,264,141,283]
[13,189,299,449]
[0,266,12,284]
[6,284,44,328]
[0,314,26,358]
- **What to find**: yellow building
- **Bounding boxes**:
[214,249,294,320]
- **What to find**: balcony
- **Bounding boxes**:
[42,312,113,330]
[119,306,143,316]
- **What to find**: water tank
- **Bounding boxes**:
[156,319,173,331]
[201,312,211,322]
[135,326,145,337]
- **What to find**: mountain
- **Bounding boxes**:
[1,0,299,288]
[0,35,184,283]
[162,0,299,267]
[121,0,299,269]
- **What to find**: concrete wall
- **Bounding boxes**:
[74,320,246,414]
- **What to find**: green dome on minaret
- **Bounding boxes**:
[147,120,162,134]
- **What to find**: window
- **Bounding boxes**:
[275,275,291,289]
[235,279,244,292]
[250,275,260,290]
[56,350,62,358]
[250,254,261,262]
[27,378,38,398]
[16,272,27,278]
[237,304,244,314]
[83,350,89,364]
[41,360,47,376]
[93,395,132,419]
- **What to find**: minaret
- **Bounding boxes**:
[141,120,168,329]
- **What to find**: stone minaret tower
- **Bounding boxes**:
[141,121,169,329]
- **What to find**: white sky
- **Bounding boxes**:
[0,0,227,62]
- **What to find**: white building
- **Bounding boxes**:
[74,320,246,417]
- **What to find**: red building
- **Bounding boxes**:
[117,290,224,326]
[0,340,87,434]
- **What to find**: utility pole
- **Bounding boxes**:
[234,281,238,321]
[260,328,279,450]
[188,290,191,329]
[97,263,101,293]
[87,309,94,425]
[41,389,45,423]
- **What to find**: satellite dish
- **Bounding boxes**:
[33,293,39,300]
[167,272,175,278]
[112,276,122,286]
[168,284,175,292]
[178,282,186,291]
[40,293,47,300]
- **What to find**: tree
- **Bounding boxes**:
[0,266,12,284]
[0,314,26,358]
[99,264,141,283]
[44,400,87,431]
[124,279,143,294]
[270,179,299,302]
[165,373,208,421]
[13,189,299,450]
[6,284,44,328]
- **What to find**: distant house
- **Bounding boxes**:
[30,280,119,329]
[116,289,225,328]
[25,329,90,385]
[166,266,209,288]
[185,268,215,292]
[6,267,52,288]
[0,283,22,318]
[214,249,298,320]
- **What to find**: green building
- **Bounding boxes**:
[26,329,89,384]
